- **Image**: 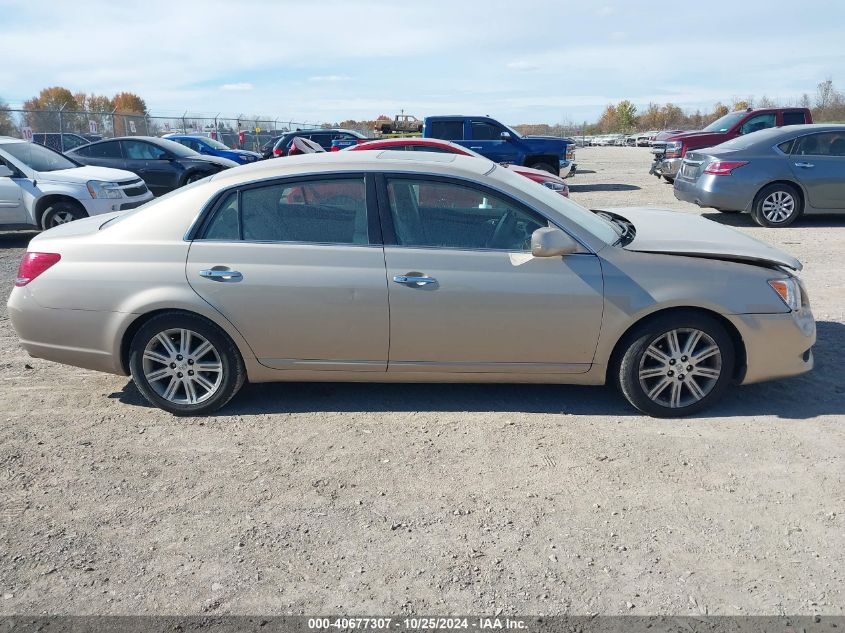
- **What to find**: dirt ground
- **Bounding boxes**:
[0,146,842,616]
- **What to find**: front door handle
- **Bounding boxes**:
[393,274,437,287]
[469,146,482,150]
[794,162,815,168]
[199,268,243,282]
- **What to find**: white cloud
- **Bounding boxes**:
[308,75,351,83]
[596,6,614,16]
[506,61,540,72]
[221,83,254,91]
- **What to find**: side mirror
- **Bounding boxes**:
[0,165,13,178]
[531,227,580,257]
[500,131,512,141]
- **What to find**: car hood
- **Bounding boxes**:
[35,165,140,184]
[596,207,802,271]
[190,155,239,168]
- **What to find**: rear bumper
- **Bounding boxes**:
[726,309,815,385]
[7,287,125,375]
[673,174,752,211]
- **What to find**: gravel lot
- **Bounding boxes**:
[1,146,842,616]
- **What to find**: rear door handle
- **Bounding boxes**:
[794,162,815,168]
[199,268,243,282]
[393,274,437,286]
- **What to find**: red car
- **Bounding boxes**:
[347,137,569,197]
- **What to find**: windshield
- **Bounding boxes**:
[155,138,200,158]
[0,141,78,172]
[491,165,618,244]
[703,111,746,133]
[202,137,230,150]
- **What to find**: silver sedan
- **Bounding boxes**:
[8,151,815,417]
[674,124,845,227]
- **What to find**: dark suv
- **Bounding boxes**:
[271,129,366,157]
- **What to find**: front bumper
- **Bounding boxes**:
[649,157,682,178]
[726,308,815,385]
[80,191,154,216]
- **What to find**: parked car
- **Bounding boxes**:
[423,115,575,176]
[163,134,261,164]
[261,135,284,159]
[635,132,657,147]
[31,132,90,153]
[674,124,845,227]
[272,129,367,157]
[8,151,814,418]
[348,137,570,196]
[66,136,237,196]
[0,136,153,230]
[650,108,813,183]
[377,114,424,135]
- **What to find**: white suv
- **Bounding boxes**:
[0,136,154,230]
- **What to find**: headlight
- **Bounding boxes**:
[768,277,801,311]
[86,180,123,199]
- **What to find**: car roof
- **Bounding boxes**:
[743,124,845,142]
[0,136,26,144]
[209,150,493,187]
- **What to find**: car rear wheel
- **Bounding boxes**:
[129,312,246,416]
[617,312,735,417]
[531,162,558,175]
[41,200,88,229]
[662,175,675,184]
[752,183,802,227]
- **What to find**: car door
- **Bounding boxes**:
[0,158,27,225]
[789,131,845,210]
[186,174,389,371]
[121,139,180,195]
[378,175,604,374]
[466,119,517,164]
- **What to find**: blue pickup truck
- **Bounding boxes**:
[422,115,575,176]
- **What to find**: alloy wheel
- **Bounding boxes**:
[761,191,796,224]
[637,328,723,409]
[49,210,77,226]
[142,328,223,405]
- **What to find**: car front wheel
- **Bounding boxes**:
[41,200,88,229]
[128,312,246,416]
[617,312,735,417]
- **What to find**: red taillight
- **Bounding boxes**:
[330,145,340,152]
[273,148,283,156]
[704,160,749,176]
[16,252,61,287]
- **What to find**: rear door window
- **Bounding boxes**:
[428,120,464,141]
[782,111,808,126]
[86,141,123,159]
[793,132,845,156]
[202,177,369,245]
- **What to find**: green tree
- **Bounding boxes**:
[616,100,637,131]
[0,97,16,136]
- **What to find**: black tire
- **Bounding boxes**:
[662,175,675,184]
[128,312,246,416]
[181,172,208,187]
[41,200,88,230]
[530,162,558,175]
[616,311,735,418]
[751,183,802,227]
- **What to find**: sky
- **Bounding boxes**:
[1,0,844,125]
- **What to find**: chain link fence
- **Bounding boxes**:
[0,107,329,153]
